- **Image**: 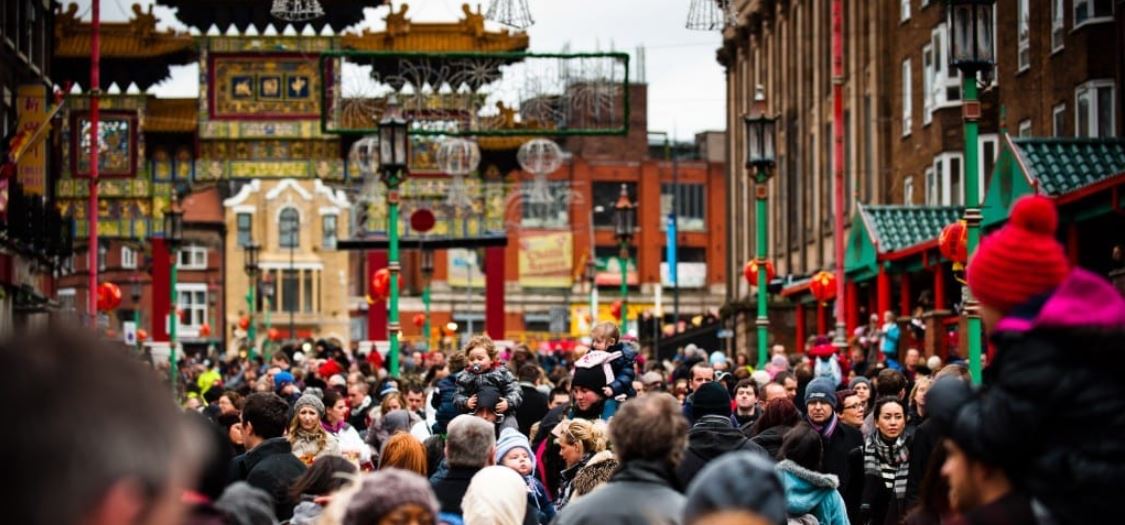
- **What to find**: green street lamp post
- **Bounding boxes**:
[743,86,777,369]
[261,273,275,361]
[613,184,636,336]
[947,0,995,386]
[379,98,410,377]
[164,197,184,397]
[243,242,260,358]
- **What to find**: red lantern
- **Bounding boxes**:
[199,323,211,337]
[939,220,969,267]
[369,268,394,302]
[610,300,623,320]
[412,313,426,328]
[96,282,122,311]
[809,271,837,304]
[268,328,282,341]
[238,316,250,330]
[743,259,776,286]
[136,329,148,343]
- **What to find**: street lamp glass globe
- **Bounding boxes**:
[349,136,380,179]
[946,0,995,71]
[436,138,481,176]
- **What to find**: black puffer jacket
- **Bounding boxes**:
[926,269,1125,525]
[677,415,769,487]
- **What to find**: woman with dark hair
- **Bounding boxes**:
[776,424,849,525]
[288,455,359,525]
[750,398,801,459]
[854,396,912,525]
[321,390,371,467]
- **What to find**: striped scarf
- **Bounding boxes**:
[864,433,909,500]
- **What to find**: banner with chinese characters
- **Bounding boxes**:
[209,55,320,119]
[16,85,46,194]
[518,231,573,288]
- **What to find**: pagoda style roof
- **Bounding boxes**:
[157,0,379,33]
[340,4,529,53]
[144,98,198,133]
[55,3,198,91]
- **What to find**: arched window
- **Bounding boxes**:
[279,208,299,248]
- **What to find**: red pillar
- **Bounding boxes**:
[817,302,827,336]
[367,251,387,341]
[795,302,806,350]
[933,265,946,311]
[846,280,859,334]
[152,237,170,342]
[877,264,891,318]
[485,246,505,340]
[1066,222,1079,266]
[900,273,912,317]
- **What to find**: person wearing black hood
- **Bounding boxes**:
[531,356,611,496]
[677,382,768,487]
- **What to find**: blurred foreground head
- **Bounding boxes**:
[2,328,193,525]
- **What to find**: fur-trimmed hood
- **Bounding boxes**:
[570,450,619,502]
[776,459,840,515]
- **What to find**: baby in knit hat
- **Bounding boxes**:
[495,427,556,524]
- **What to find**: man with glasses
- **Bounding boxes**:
[804,377,863,500]
[836,388,865,430]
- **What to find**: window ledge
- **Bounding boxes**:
[1051,45,1065,56]
[1073,18,1114,32]
[1017,65,1030,75]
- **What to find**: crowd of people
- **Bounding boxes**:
[7,198,1124,525]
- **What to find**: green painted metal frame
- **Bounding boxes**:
[318,50,630,137]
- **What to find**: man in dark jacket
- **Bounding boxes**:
[677,382,768,487]
[804,377,862,500]
[732,378,763,436]
[515,363,549,437]
[429,414,496,517]
[554,393,689,525]
[228,392,307,521]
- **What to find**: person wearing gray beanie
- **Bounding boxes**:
[293,394,325,418]
[215,482,279,525]
[683,451,787,525]
[288,394,339,464]
[339,469,440,525]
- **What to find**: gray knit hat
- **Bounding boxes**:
[342,469,439,525]
[215,482,278,525]
[849,376,871,391]
[294,393,325,418]
[684,452,786,525]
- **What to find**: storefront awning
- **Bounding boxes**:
[844,204,963,282]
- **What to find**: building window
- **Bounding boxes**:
[922,43,934,124]
[58,288,77,315]
[1075,0,1114,28]
[592,182,637,227]
[902,59,912,134]
[303,270,314,313]
[930,25,961,108]
[279,208,299,248]
[176,284,207,336]
[521,181,572,229]
[237,213,252,247]
[121,246,137,270]
[282,269,299,313]
[1076,80,1116,138]
[1053,104,1067,136]
[98,244,107,272]
[1018,0,1030,72]
[979,134,999,196]
[904,176,915,205]
[178,245,208,270]
[932,153,965,206]
[1018,119,1033,138]
[322,215,337,250]
[1051,0,1065,52]
[661,183,706,231]
[901,0,910,21]
[924,168,937,206]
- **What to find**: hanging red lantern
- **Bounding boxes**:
[939,220,969,267]
[199,323,211,337]
[268,328,282,341]
[743,259,776,286]
[96,282,122,311]
[412,313,426,328]
[809,271,837,304]
[369,268,395,302]
[136,329,148,343]
[238,316,250,330]
[610,300,623,320]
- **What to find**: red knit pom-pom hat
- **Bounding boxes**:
[967,195,1070,313]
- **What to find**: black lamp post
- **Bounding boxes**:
[243,242,260,356]
[613,184,636,335]
[378,97,410,377]
[162,198,184,395]
[742,86,777,368]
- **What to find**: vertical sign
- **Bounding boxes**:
[665,213,677,286]
[16,85,47,195]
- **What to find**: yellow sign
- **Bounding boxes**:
[16,85,47,194]
[518,231,573,288]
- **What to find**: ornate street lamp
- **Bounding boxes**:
[379,97,410,377]
[946,0,995,386]
[243,242,260,357]
[613,184,636,336]
[743,86,777,368]
[163,197,184,395]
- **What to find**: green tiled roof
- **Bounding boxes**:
[860,205,964,253]
[1012,138,1125,196]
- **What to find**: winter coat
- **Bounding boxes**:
[553,459,685,525]
[289,429,340,464]
[569,450,618,502]
[227,437,307,521]
[324,421,371,465]
[817,415,863,500]
[516,383,549,437]
[454,365,522,413]
[527,474,556,525]
[348,395,373,432]
[530,401,608,496]
[935,269,1125,525]
[605,341,638,398]
[751,424,793,459]
[733,407,762,437]
[777,459,849,525]
[431,373,460,435]
[556,453,593,511]
[676,415,769,487]
[430,465,481,515]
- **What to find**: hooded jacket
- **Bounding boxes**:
[227,437,307,520]
[554,459,685,525]
[676,414,769,487]
[928,269,1125,525]
[777,459,849,525]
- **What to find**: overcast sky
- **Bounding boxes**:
[70,0,725,140]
